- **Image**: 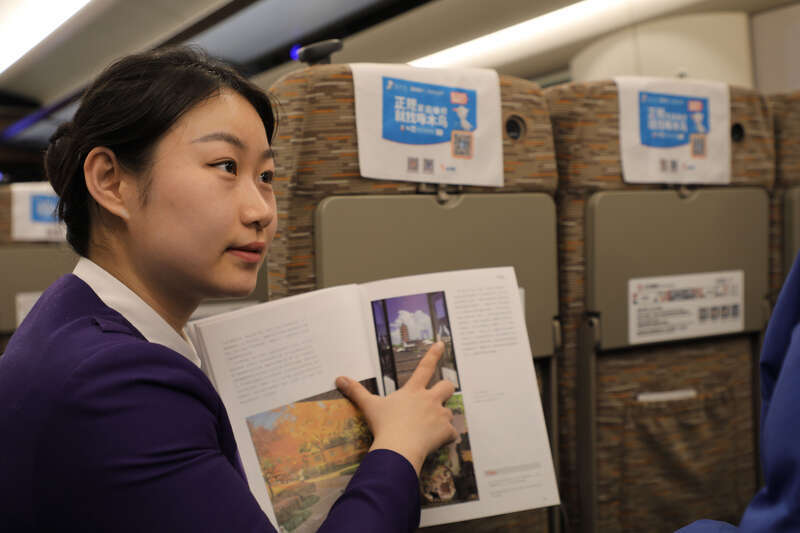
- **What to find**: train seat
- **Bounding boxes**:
[545,79,773,533]
[268,63,561,532]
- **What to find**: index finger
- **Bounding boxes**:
[405,341,445,389]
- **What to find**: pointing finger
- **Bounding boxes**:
[405,341,445,389]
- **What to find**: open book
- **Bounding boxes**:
[187,267,559,531]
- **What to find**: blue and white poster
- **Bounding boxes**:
[11,182,66,241]
[351,64,503,187]
[615,76,730,185]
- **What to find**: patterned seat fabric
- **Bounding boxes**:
[767,92,800,301]
[545,80,773,532]
[268,64,559,532]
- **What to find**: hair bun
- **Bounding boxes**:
[49,121,75,145]
[45,121,80,199]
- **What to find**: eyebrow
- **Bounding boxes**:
[191,131,275,160]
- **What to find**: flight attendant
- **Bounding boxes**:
[0,46,457,532]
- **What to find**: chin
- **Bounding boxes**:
[224,284,256,298]
[203,273,259,300]
[220,279,258,298]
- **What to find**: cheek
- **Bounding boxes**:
[140,185,230,255]
[265,196,279,243]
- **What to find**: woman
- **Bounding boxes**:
[0,47,457,532]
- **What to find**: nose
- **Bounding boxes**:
[240,181,274,231]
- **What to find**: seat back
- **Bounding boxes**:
[0,184,77,355]
[269,64,561,532]
[267,64,558,299]
[545,80,773,532]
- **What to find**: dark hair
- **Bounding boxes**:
[45,46,277,257]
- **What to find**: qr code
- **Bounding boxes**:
[451,131,473,159]
[423,158,434,174]
[690,134,707,158]
[407,157,419,172]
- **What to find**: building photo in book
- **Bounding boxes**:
[245,380,378,533]
[370,290,460,393]
[371,291,478,508]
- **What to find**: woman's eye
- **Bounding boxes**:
[260,170,274,184]
[213,160,237,174]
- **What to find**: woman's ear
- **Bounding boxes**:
[83,147,135,220]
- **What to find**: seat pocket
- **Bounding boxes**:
[620,387,743,531]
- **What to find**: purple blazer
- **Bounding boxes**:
[0,274,420,532]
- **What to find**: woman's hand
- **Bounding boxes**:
[336,341,458,475]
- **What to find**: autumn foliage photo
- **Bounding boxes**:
[246,381,377,532]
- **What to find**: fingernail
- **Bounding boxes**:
[336,377,349,389]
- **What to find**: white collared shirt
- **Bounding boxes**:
[73,257,201,367]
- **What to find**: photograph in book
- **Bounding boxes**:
[246,380,377,533]
[419,393,479,508]
[370,290,460,394]
[370,291,478,508]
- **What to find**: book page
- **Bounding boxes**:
[190,285,377,530]
[361,267,559,526]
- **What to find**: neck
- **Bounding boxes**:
[88,244,198,335]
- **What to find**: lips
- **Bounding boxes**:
[230,242,265,253]
[227,241,265,263]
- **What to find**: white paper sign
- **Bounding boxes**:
[351,63,503,187]
[615,76,731,185]
[628,270,744,345]
[11,182,66,242]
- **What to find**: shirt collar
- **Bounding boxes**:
[73,257,201,367]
